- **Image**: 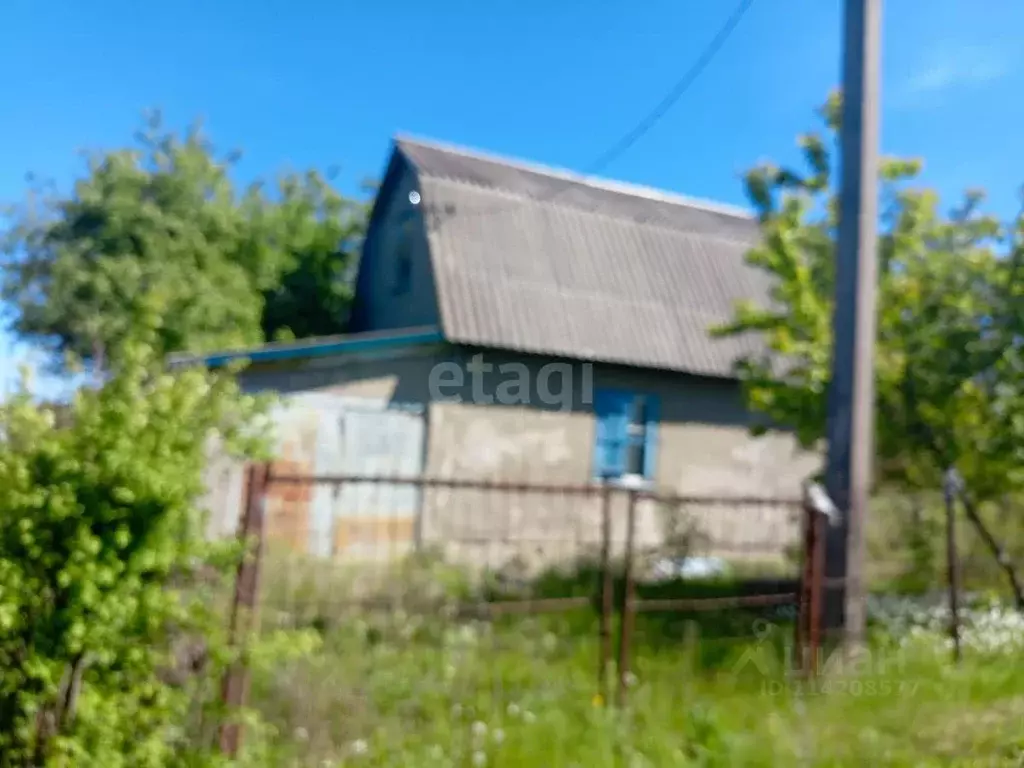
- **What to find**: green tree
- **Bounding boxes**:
[0,338,267,766]
[715,93,1024,600]
[1,114,369,371]
[258,172,370,344]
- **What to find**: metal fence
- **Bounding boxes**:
[218,462,827,757]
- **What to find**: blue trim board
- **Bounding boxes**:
[182,327,445,368]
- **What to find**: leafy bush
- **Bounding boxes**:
[0,343,266,766]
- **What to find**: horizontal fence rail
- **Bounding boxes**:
[218,463,825,758]
[209,462,1024,761]
[265,469,803,506]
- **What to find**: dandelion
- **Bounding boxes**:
[592,693,604,707]
[492,728,505,745]
[623,671,638,688]
[471,720,488,739]
[472,751,487,767]
[350,738,369,756]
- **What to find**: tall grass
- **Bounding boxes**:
[227,547,1024,765]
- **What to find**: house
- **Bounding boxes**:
[194,137,818,564]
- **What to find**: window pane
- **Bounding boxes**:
[630,396,647,426]
[394,252,412,294]
[625,439,645,476]
[626,396,647,440]
[625,395,648,476]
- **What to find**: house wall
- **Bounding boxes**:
[350,158,440,332]
[240,347,816,493]
[220,346,818,570]
[418,349,815,565]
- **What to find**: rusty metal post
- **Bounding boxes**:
[944,468,963,663]
[616,490,638,707]
[219,462,269,757]
[795,503,826,677]
[794,505,810,675]
[808,509,825,674]
[598,483,613,702]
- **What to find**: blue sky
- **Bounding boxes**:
[3,0,1024,397]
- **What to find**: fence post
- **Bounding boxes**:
[616,490,638,707]
[943,468,962,664]
[597,483,613,703]
[795,501,826,677]
[219,461,269,757]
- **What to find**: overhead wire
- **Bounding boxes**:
[580,0,757,179]
[424,0,758,224]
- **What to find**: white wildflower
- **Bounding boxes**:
[472,750,487,766]
[471,720,487,745]
[350,738,369,756]
[506,702,521,718]
[492,728,505,745]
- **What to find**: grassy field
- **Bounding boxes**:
[235,552,1024,767]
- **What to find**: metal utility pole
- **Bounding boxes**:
[943,468,963,663]
[822,0,882,647]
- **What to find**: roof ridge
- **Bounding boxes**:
[395,133,754,221]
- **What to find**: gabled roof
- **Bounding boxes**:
[395,136,771,379]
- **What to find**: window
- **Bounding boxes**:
[592,389,659,482]
[392,216,414,295]
[393,244,412,295]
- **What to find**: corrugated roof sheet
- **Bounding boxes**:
[396,137,771,379]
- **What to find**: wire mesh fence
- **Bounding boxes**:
[215,462,822,759]
[198,457,1024,763]
[866,490,1024,597]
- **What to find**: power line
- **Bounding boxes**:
[581,0,756,177]
[425,0,757,225]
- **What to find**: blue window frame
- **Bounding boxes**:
[592,389,659,482]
